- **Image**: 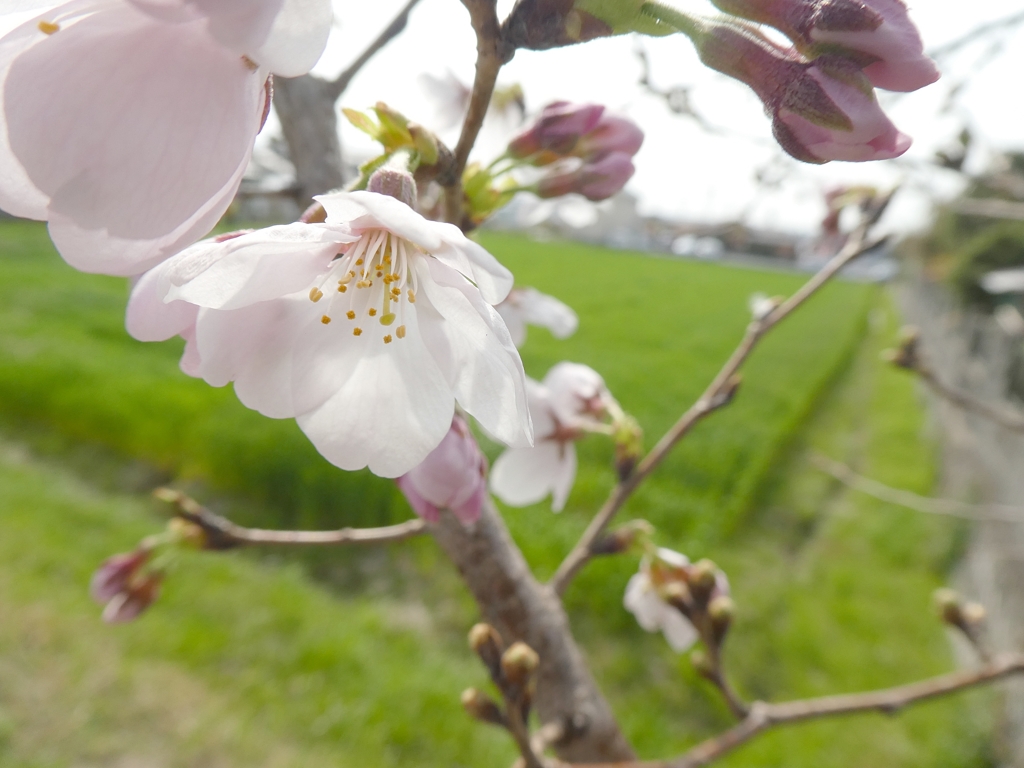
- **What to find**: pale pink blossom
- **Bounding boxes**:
[491,362,613,512]
[712,0,938,92]
[624,549,699,652]
[0,0,332,276]
[127,190,533,478]
[496,287,578,348]
[397,416,488,525]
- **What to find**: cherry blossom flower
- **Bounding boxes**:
[127,190,533,478]
[624,548,699,652]
[397,416,488,525]
[496,287,579,348]
[711,0,938,92]
[491,362,614,512]
[0,0,332,276]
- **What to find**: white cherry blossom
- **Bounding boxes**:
[496,287,578,348]
[490,361,613,512]
[623,548,699,652]
[0,0,332,276]
[127,190,533,478]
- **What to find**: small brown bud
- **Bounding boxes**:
[709,375,742,409]
[708,595,734,640]
[934,588,962,626]
[688,559,718,603]
[299,200,328,223]
[590,520,654,555]
[501,642,540,688]
[461,688,507,727]
[883,326,921,370]
[469,623,505,677]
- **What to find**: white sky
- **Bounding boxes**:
[299,0,1024,236]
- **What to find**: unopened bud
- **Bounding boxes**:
[934,588,961,625]
[167,517,208,550]
[883,326,921,370]
[590,520,654,555]
[535,153,635,201]
[690,649,714,678]
[501,642,540,688]
[461,688,507,727]
[613,414,643,481]
[367,166,417,208]
[688,559,718,603]
[469,623,505,677]
[299,201,328,223]
[709,375,742,409]
[708,595,735,639]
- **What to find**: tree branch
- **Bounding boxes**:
[562,653,1024,768]
[811,453,1024,523]
[917,365,1024,433]
[442,0,514,226]
[153,488,426,549]
[327,0,425,101]
[550,196,893,595]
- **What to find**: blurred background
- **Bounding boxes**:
[4,0,1024,766]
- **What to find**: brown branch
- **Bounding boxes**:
[811,453,1024,523]
[916,365,1024,433]
[549,195,893,595]
[442,0,514,226]
[562,653,1024,768]
[327,0,425,101]
[154,488,426,549]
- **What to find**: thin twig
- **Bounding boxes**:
[561,653,1024,768]
[811,454,1024,523]
[442,0,512,225]
[154,488,426,549]
[327,0,425,100]
[916,365,1024,433]
[549,196,893,595]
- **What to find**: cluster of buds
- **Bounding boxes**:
[89,516,206,624]
[506,102,644,202]
[462,624,541,735]
[396,416,490,526]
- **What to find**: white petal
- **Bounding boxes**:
[5,4,264,274]
[125,255,198,342]
[251,0,332,76]
[624,573,662,632]
[654,548,690,569]
[520,287,578,339]
[490,442,564,507]
[431,230,514,305]
[167,223,353,309]
[660,609,699,652]
[416,259,532,447]
[297,309,454,478]
[549,443,577,512]
[179,325,201,377]
[496,301,527,347]
[317,191,445,251]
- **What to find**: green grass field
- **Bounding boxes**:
[0,222,992,766]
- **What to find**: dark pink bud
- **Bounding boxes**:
[693,22,909,163]
[574,115,644,160]
[90,550,149,605]
[536,153,635,201]
[101,574,162,624]
[710,0,938,92]
[396,416,488,526]
[507,101,605,161]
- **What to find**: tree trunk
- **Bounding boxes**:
[273,74,346,205]
[432,500,636,763]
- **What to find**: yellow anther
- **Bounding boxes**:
[38,20,60,34]
[383,275,393,284]
[309,287,324,303]
[356,280,370,289]
[368,308,377,317]
[346,310,356,320]
[396,325,407,339]
[241,55,259,71]
[383,335,393,344]
[338,284,347,293]
[321,315,331,325]
[380,312,396,326]
[356,258,364,266]
[353,327,363,336]
[391,288,401,298]
[408,290,416,303]
[376,270,383,278]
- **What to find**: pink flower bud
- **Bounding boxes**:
[694,22,909,163]
[535,153,635,201]
[507,101,605,161]
[712,0,938,92]
[101,575,163,624]
[90,550,150,605]
[90,549,162,624]
[573,115,645,161]
[396,416,488,526]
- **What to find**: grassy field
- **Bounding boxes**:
[0,222,992,765]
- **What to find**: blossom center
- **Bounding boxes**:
[308,229,418,343]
